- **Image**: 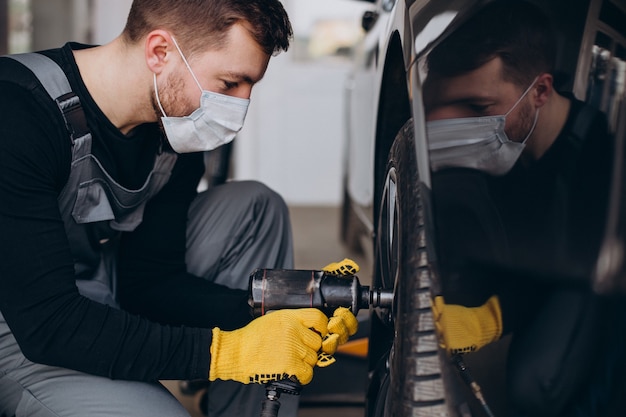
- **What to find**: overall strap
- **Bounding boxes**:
[6,53,90,145]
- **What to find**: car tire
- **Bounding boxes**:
[370,119,450,416]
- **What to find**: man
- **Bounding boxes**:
[0,1,357,416]
[423,1,620,415]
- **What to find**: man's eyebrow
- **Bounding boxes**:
[224,71,257,84]
[441,95,496,106]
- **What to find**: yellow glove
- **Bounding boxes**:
[316,259,360,367]
[320,307,359,355]
[322,258,360,276]
[431,295,503,355]
[209,308,329,385]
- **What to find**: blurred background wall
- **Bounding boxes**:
[4,0,372,206]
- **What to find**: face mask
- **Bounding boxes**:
[154,36,250,153]
[427,78,539,176]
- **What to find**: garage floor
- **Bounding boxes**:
[164,205,371,417]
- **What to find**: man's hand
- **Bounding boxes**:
[316,259,360,367]
[209,308,329,385]
[320,307,359,356]
[431,295,503,355]
[322,258,360,276]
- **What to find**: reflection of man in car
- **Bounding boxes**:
[423,1,621,415]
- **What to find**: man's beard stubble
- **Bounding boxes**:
[506,99,536,144]
[151,72,190,125]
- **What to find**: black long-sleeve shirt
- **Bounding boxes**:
[433,96,613,333]
[0,43,251,381]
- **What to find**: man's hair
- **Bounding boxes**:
[122,0,293,56]
[427,0,557,88]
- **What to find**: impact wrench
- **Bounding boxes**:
[248,268,393,417]
[248,268,496,417]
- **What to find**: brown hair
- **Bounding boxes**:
[427,0,556,88]
[122,0,293,56]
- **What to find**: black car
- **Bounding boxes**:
[341,0,626,415]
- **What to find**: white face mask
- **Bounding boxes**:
[427,78,539,176]
[154,36,250,154]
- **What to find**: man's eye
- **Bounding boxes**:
[223,81,238,90]
[465,104,494,117]
[468,104,490,113]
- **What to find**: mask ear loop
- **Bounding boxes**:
[504,76,540,144]
[521,109,540,144]
[153,73,168,118]
[504,76,540,118]
[170,35,204,93]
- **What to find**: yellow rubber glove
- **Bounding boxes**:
[209,308,329,385]
[316,259,360,367]
[431,295,503,355]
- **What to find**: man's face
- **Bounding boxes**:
[424,57,536,143]
[154,23,270,118]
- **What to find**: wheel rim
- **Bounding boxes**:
[377,167,400,292]
[366,165,400,417]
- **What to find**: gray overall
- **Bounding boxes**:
[0,53,296,417]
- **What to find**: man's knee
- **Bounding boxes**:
[225,180,289,221]
[187,180,293,282]
[506,291,603,416]
[507,364,564,416]
[191,180,288,223]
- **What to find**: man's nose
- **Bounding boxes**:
[233,85,253,100]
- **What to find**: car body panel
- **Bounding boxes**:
[343,0,626,273]
[341,0,626,414]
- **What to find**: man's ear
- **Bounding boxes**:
[532,73,554,108]
[145,30,173,74]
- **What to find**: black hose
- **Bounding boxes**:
[260,398,281,417]
[453,354,496,417]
